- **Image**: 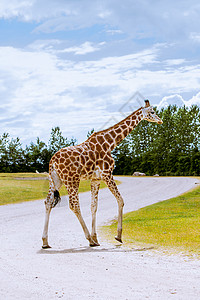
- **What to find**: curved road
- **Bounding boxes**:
[0,176,200,299]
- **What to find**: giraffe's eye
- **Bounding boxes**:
[151,112,155,114]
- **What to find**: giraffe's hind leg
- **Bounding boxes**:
[65,178,99,247]
[42,204,52,248]
[42,191,61,248]
[91,179,100,246]
[42,169,62,249]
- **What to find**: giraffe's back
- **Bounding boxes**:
[50,136,114,182]
[50,144,98,181]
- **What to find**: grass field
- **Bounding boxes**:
[0,173,109,205]
[103,181,200,256]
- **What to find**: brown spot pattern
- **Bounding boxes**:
[115,127,122,134]
[110,131,116,138]
[97,135,104,144]
[47,107,143,203]
[60,157,65,163]
[102,142,109,152]
[105,133,113,144]
[96,144,102,152]
[44,107,148,249]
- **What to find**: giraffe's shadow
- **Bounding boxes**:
[37,245,154,254]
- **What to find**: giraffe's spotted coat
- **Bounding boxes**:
[42,101,163,248]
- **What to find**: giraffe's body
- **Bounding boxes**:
[42,100,163,248]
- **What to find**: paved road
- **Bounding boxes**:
[0,176,200,299]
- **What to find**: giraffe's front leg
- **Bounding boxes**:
[66,180,99,247]
[103,174,124,243]
[91,179,100,246]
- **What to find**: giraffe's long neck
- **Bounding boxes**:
[103,107,144,151]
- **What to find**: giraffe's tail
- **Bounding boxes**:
[52,189,61,208]
[48,163,62,208]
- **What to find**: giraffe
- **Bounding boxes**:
[42,100,163,248]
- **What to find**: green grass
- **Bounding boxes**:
[103,181,200,256]
[0,173,119,205]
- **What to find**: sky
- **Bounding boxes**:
[0,0,200,146]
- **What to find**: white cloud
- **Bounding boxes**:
[157,92,200,110]
[187,92,200,106]
[98,10,112,19]
[0,0,33,19]
[1,0,200,43]
[190,32,200,42]
[28,39,62,51]
[59,41,106,55]
[0,42,200,145]
[157,94,185,110]
[164,59,186,66]
[0,0,200,147]
[106,29,123,35]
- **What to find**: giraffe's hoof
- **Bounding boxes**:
[115,236,123,243]
[89,242,100,247]
[42,245,52,249]
[91,235,100,246]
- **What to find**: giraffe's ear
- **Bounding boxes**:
[144,99,150,107]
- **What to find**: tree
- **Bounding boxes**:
[0,133,25,172]
[112,136,132,175]
[48,127,77,157]
[25,137,50,172]
[0,127,77,173]
[113,105,200,176]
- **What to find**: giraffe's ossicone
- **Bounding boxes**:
[42,100,163,248]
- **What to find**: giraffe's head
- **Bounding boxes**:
[142,100,163,124]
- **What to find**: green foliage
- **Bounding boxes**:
[113,105,200,176]
[0,133,26,172]
[48,126,76,156]
[0,127,77,173]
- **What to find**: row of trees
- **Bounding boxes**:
[0,105,200,175]
[0,127,76,173]
[113,105,200,176]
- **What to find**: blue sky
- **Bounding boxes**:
[0,0,200,145]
